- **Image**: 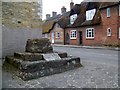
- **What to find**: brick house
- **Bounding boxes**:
[64,2,120,46]
[99,2,120,46]
[42,7,70,44]
[42,2,120,46]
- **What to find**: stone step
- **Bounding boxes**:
[19,64,80,81]
[14,52,67,61]
[5,56,22,69]
[20,56,81,73]
[14,52,43,61]
[5,56,81,73]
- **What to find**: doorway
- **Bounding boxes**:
[51,32,54,44]
[65,33,70,44]
[79,31,82,45]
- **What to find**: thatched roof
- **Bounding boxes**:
[99,2,119,9]
[42,14,61,34]
[57,12,70,28]
[69,4,81,16]
[66,2,102,28]
[81,10,101,26]
[42,12,70,34]
[42,20,55,34]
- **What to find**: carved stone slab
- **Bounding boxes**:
[43,53,61,61]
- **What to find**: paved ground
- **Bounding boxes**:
[2,61,118,88]
[0,60,2,90]
[2,46,119,88]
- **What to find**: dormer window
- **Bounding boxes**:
[86,9,96,21]
[70,14,77,24]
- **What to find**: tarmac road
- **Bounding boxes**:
[53,46,118,66]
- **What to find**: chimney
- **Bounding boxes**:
[70,0,74,10]
[52,12,57,17]
[61,6,66,14]
[46,14,50,20]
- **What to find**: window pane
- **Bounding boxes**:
[92,32,94,37]
[107,28,111,36]
[107,8,110,17]
[89,32,91,37]
[92,29,94,37]
[119,27,120,38]
[119,5,120,16]
[70,14,77,24]
[70,30,76,39]
[86,28,94,38]
[56,32,60,38]
[86,9,96,20]
[74,31,76,36]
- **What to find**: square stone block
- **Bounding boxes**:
[25,38,53,53]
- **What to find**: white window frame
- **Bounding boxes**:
[119,27,120,39]
[119,5,120,16]
[107,8,110,17]
[86,28,95,39]
[86,9,96,21]
[70,14,77,24]
[107,28,112,37]
[70,30,77,39]
[56,32,61,38]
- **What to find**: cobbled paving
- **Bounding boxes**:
[2,60,119,88]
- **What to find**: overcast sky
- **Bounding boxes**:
[42,0,83,20]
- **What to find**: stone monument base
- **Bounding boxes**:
[5,55,81,81]
[4,38,82,80]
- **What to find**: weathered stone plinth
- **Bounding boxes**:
[25,38,53,53]
[6,55,81,80]
[4,38,82,80]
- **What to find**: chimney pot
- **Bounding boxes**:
[70,1,74,10]
[52,12,57,17]
[61,6,66,14]
[46,14,50,20]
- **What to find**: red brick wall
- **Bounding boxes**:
[65,28,78,45]
[100,5,120,45]
[65,26,103,46]
[43,28,64,44]
[49,28,64,44]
